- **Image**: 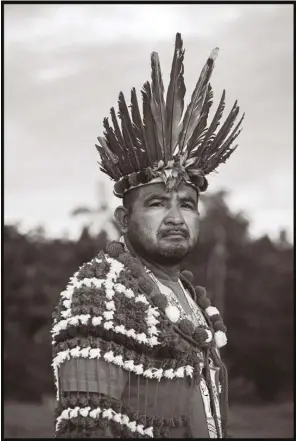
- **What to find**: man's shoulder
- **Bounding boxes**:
[52,240,162,354]
[52,243,125,318]
[74,246,124,282]
[70,240,130,281]
[54,240,153,318]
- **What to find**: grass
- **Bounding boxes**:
[4,399,294,438]
[228,401,293,438]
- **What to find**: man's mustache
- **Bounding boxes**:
[160,227,189,238]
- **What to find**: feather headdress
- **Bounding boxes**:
[96,33,244,198]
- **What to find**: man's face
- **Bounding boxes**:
[125,182,200,264]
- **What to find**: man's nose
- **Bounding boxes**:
[164,204,185,225]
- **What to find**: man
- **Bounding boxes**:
[52,33,244,438]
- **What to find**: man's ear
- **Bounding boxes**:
[114,206,129,234]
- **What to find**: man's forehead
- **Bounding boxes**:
[138,182,198,200]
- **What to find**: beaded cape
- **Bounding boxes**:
[52,241,229,438]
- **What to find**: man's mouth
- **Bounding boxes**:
[162,230,187,238]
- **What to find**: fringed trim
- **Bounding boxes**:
[56,406,154,438]
[52,332,199,400]
[52,345,194,392]
[53,333,200,371]
[52,312,160,348]
[55,396,192,438]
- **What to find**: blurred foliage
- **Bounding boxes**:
[3,191,293,404]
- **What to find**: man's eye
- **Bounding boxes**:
[181,203,194,209]
[149,201,164,207]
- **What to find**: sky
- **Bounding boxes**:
[4,3,294,242]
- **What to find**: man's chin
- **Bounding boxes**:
[158,241,189,260]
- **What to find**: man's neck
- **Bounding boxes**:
[122,235,181,282]
[144,259,181,283]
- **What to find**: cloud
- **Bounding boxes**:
[4,4,293,242]
[4,4,242,48]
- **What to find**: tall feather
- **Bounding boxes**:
[178,47,219,154]
[130,87,150,168]
[219,144,239,165]
[95,137,121,179]
[103,118,125,160]
[103,117,130,175]
[103,117,120,155]
[204,113,244,174]
[150,52,166,161]
[141,81,161,163]
[206,101,239,157]
[165,33,186,159]
[109,107,134,172]
[96,151,112,178]
[216,113,245,157]
[110,107,125,150]
[196,90,226,158]
[206,144,239,174]
[187,83,214,156]
[118,92,141,171]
